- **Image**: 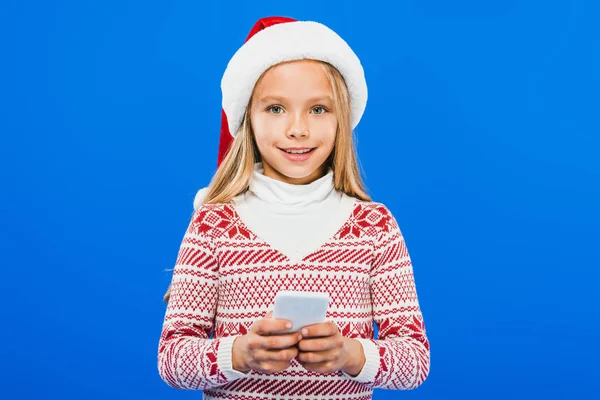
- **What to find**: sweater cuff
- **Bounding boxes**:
[341,338,379,383]
[216,335,250,381]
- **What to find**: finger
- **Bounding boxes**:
[298,337,340,352]
[301,321,338,338]
[252,318,293,335]
[301,360,337,374]
[256,347,298,362]
[282,347,299,360]
[260,332,303,350]
[297,348,338,364]
[256,360,292,375]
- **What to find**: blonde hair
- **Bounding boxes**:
[163,60,370,302]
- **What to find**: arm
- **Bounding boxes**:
[345,206,430,389]
[157,209,247,390]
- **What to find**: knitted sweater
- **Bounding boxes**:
[158,200,430,399]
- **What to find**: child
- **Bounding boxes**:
[158,16,430,399]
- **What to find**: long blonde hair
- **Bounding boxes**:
[163,60,370,302]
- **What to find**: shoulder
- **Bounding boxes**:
[186,201,237,239]
[352,199,400,235]
[193,187,209,210]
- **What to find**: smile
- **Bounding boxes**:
[278,147,316,161]
[281,148,314,154]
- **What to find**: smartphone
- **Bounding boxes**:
[272,291,330,334]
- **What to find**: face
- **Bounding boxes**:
[250,60,337,185]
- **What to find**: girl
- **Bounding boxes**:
[158,16,430,400]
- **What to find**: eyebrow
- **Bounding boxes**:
[255,95,334,105]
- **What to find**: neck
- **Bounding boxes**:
[231,162,357,263]
[247,162,335,209]
[262,161,329,185]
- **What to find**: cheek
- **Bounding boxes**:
[312,118,337,147]
[252,114,287,143]
[250,114,270,149]
[252,132,270,156]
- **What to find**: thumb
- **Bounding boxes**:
[265,311,273,319]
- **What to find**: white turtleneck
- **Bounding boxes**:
[231,163,357,263]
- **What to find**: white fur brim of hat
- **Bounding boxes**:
[221,20,368,137]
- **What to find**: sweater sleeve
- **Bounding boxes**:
[157,208,248,390]
[347,206,430,389]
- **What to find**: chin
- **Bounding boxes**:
[283,164,329,181]
[278,166,317,179]
[261,149,330,183]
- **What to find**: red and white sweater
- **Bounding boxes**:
[158,167,430,399]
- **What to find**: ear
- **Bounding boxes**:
[193,187,209,210]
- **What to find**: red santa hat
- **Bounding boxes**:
[216,16,368,166]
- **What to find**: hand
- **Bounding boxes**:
[232,311,302,374]
[297,321,366,376]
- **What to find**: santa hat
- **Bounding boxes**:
[195,16,368,209]
[216,16,368,167]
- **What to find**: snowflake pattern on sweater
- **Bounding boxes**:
[158,200,430,399]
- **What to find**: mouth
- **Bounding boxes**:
[278,147,316,154]
[278,147,317,161]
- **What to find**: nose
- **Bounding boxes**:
[286,113,309,138]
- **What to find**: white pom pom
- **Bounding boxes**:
[193,187,209,210]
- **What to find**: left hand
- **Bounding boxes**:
[297,321,365,376]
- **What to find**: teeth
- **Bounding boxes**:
[285,149,312,154]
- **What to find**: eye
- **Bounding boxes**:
[267,105,284,114]
[311,106,328,115]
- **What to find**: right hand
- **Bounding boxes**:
[232,311,302,374]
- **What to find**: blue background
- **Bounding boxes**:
[1,0,599,399]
